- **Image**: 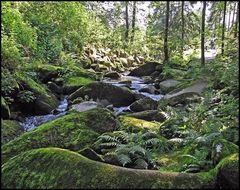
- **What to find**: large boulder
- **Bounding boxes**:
[129,97,158,112]
[129,61,162,77]
[1,97,10,119]
[68,82,136,107]
[70,101,102,112]
[126,110,168,122]
[16,74,58,115]
[2,108,118,163]
[216,153,239,189]
[1,119,24,145]
[159,79,179,94]
[1,147,217,189]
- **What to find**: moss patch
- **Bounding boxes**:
[1,119,23,145]
[119,116,160,132]
[2,108,118,163]
[1,96,10,119]
[1,147,217,189]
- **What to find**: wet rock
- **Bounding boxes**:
[129,61,162,77]
[70,101,102,113]
[159,79,179,94]
[68,82,136,107]
[139,85,159,94]
[150,71,161,78]
[129,97,158,112]
[104,71,121,79]
[142,76,154,83]
[126,110,168,122]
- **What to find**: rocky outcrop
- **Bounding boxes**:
[68,82,136,107]
[104,71,121,79]
[129,97,158,112]
[1,97,10,119]
[129,61,162,77]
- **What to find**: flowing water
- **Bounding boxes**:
[103,71,164,115]
[20,96,68,131]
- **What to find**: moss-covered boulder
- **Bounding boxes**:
[68,82,136,107]
[211,139,239,165]
[129,61,162,77]
[2,108,118,163]
[159,79,179,94]
[129,97,158,112]
[126,110,168,122]
[1,147,217,189]
[1,119,24,145]
[216,153,239,189]
[119,116,160,132]
[79,147,104,162]
[1,97,10,119]
[16,73,58,115]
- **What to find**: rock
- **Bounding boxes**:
[1,147,217,189]
[2,108,118,163]
[162,79,208,106]
[47,81,62,94]
[68,82,136,107]
[1,120,24,145]
[119,116,160,132]
[127,56,135,65]
[150,71,161,78]
[139,85,159,94]
[119,58,129,67]
[1,97,10,119]
[129,97,158,112]
[79,148,104,162]
[217,153,239,189]
[159,79,179,94]
[70,101,102,112]
[17,74,59,115]
[126,110,168,122]
[142,76,154,83]
[129,61,162,77]
[104,71,121,79]
[103,152,121,166]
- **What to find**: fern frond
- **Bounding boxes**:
[144,138,160,147]
[129,145,146,157]
[98,134,120,143]
[117,154,132,166]
[142,131,158,140]
[100,142,118,149]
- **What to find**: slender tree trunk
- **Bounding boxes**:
[131,1,136,42]
[231,2,236,29]
[181,1,184,58]
[227,2,231,31]
[234,2,239,38]
[164,1,169,64]
[125,1,129,42]
[221,1,227,56]
[201,1,206,66]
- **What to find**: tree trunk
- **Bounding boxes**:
[164,1,169,64]
[221,1,227,56]
[181,1,184,58]
[234,2,239,38]
[131,1,137,42]
[227,2,231,31]
[125,1,129,42]
[231,2,236,29]
[201,1,206,66]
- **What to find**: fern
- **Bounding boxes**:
[98,134,120,143]
[134,158,148,169]
[129,145,146,157]
[144,138,160,148]
[142,131,158,140]
[100,142,119,149]
[117,154,132,166]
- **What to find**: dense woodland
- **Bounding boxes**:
[1,1,239,189]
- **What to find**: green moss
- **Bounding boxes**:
[119,116,160,132]
[2,108,117,163]
[1,147,217,189]
[1,119,23,145]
